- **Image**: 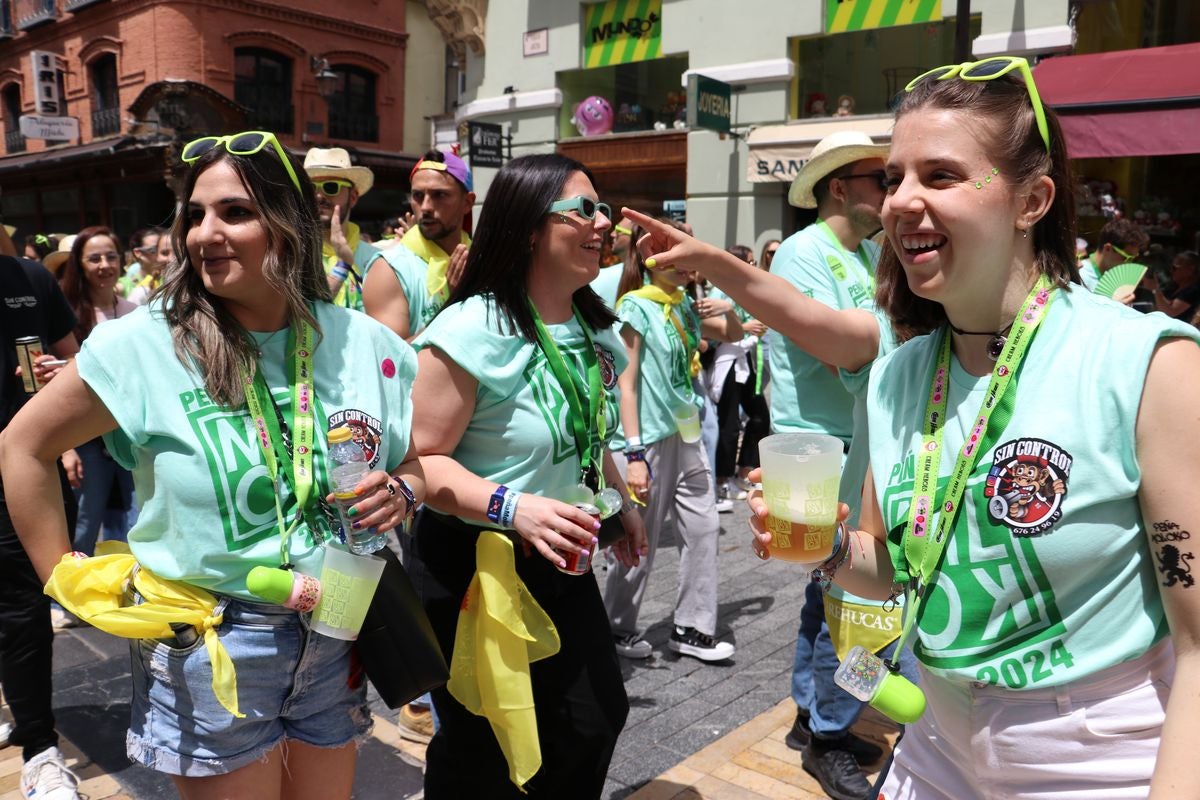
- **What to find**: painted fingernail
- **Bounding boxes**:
[592,520,602,531]
[351,521,362,530]
[646,257,657,268]
[560,560,568,568]
[591,536,599,545]
[347,507,358,517]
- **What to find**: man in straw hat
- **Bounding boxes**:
[303,146,381,312]
[364,149,474,339]
[767,130,892,800]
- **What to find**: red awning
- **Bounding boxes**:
[1033,43,1200,158]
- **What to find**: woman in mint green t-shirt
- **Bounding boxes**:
[604,225,742,664]
[409,153,647,799]
[2,134,423,799]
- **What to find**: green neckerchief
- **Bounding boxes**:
[241,321,317,567]
[888,276,1055,659]
[814,219,875,300]
[528,302,606,491]
[322,221,363,309]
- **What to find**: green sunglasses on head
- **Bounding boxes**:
[181,131,303,194]
[312,179,355,197]
[905,56,1051,153]
[547,196,612,222]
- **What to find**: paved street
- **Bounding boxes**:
[28,499,829,799]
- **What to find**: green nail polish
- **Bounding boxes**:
[347,506,358,517]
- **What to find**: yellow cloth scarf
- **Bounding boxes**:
[399,226,471,303]
[622,284,702,378]
[44,542,243,718]
[323,221,364,307]
[447,532,560,791]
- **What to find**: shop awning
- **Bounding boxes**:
[1034,43,1200,158]
[746,115,893,183]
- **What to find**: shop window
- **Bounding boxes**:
[3,83,23,153]
[90,53,119,137]
[558,53,689,139]
[327,65,378,143]
[791,19,979,120]
[0,0,12,37]
[234,47,294,134]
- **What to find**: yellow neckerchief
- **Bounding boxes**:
[622,284,702,378]
[44,542,242,717]
[136,273,161,292]
[323,221,364,307]
[447,532,559,791]
[399,226,471,303]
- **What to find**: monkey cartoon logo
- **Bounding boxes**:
[327,409,383,468]
[984,438,1073,536]
[595,344,617,390]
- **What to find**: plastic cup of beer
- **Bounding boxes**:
[758,433,843,563]
[672,404,702,443]
[310,546,386,640]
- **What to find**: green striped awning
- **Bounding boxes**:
[825,0,942,34]
[582,0,663,68]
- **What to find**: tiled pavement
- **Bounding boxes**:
[27,499,889,798]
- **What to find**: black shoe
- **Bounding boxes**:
[785,711,883,765]
[801,745,872,800]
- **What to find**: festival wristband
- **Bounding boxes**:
[812,522,851,590]
[624,448,652,480]
[625,435,642,449]
[392,477,417,517]
[486,485,509,525]
[331,264,350,281]
[499,489,522,528]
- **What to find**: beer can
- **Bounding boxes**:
[14,336,43,394]
[556,502,601,576]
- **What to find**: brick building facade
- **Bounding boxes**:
[0,0,445,241]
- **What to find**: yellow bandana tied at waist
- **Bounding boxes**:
[44,542,243,718]
[824,593,903,662]
[447,532,560,791]
[399,226,471,304]
[622,284,702,378]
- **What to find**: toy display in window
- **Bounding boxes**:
[572,95,615,136]
[834,94,855,116]
[806,92,827,117]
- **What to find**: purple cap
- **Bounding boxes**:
[410,151,473,193]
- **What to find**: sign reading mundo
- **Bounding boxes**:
[583,0,663,68]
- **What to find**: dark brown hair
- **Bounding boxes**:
[1097,218,1150,253]
[59,226,122,343]
[616,216,687,301]
[875,71,1079,341]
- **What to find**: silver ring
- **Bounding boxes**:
[386,482,397,497]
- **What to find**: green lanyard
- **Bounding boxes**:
[528,302,606,490]
[665,300,698,387]
[890,276,1054,657]
[241,321,317,567]
[814,220,875,301]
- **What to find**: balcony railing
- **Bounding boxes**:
[328,113,378,143]
[92,106,120,137]
[5,128,26,153]
[245,101,294,135]
[16,0,56,30]
[65,0,108,10]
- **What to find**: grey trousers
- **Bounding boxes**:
[604,433,721,637]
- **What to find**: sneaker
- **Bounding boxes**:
[668,626,735,662]
[613,633,652,659]
[397,704,434,744]
[714,497,734,513]
[785,710,883,764]
[723,479,748,501]
[20,746,80,800]
[0,720,12,748]
[49,607,81,631]
[801,744,871,800]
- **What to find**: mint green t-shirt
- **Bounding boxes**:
[868,286,1200,688]
[590,264,625,310]
[767,223,879,442]
[366,245,437,337]
[617,293,701,447]
[76,303,417,600]
[413,295,627,521]
[1079,256,1101,292]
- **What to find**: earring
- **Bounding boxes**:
[1020,228,1028,239]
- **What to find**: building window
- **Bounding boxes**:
[90,53,120,137]
[3,83,23,153]
[234,47,294,134]
[0,1,13,37]
[328,65,378,143]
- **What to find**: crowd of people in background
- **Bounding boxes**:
[1,54,1199,800]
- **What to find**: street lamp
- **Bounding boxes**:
[310,56,338,102]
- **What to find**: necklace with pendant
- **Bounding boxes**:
[254,327,289,358]
[948,320,1015,361]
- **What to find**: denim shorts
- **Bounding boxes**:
[126,595,371,777]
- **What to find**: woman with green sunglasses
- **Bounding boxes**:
[631,54,1200,799]
[0,134,424,799]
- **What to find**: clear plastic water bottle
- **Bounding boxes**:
[327,427,385,554]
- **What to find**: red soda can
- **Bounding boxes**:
[556,502,600,575]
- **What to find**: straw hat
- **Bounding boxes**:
[303,147,374,196]
[788,130,889,209]
[43,234,77,273]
